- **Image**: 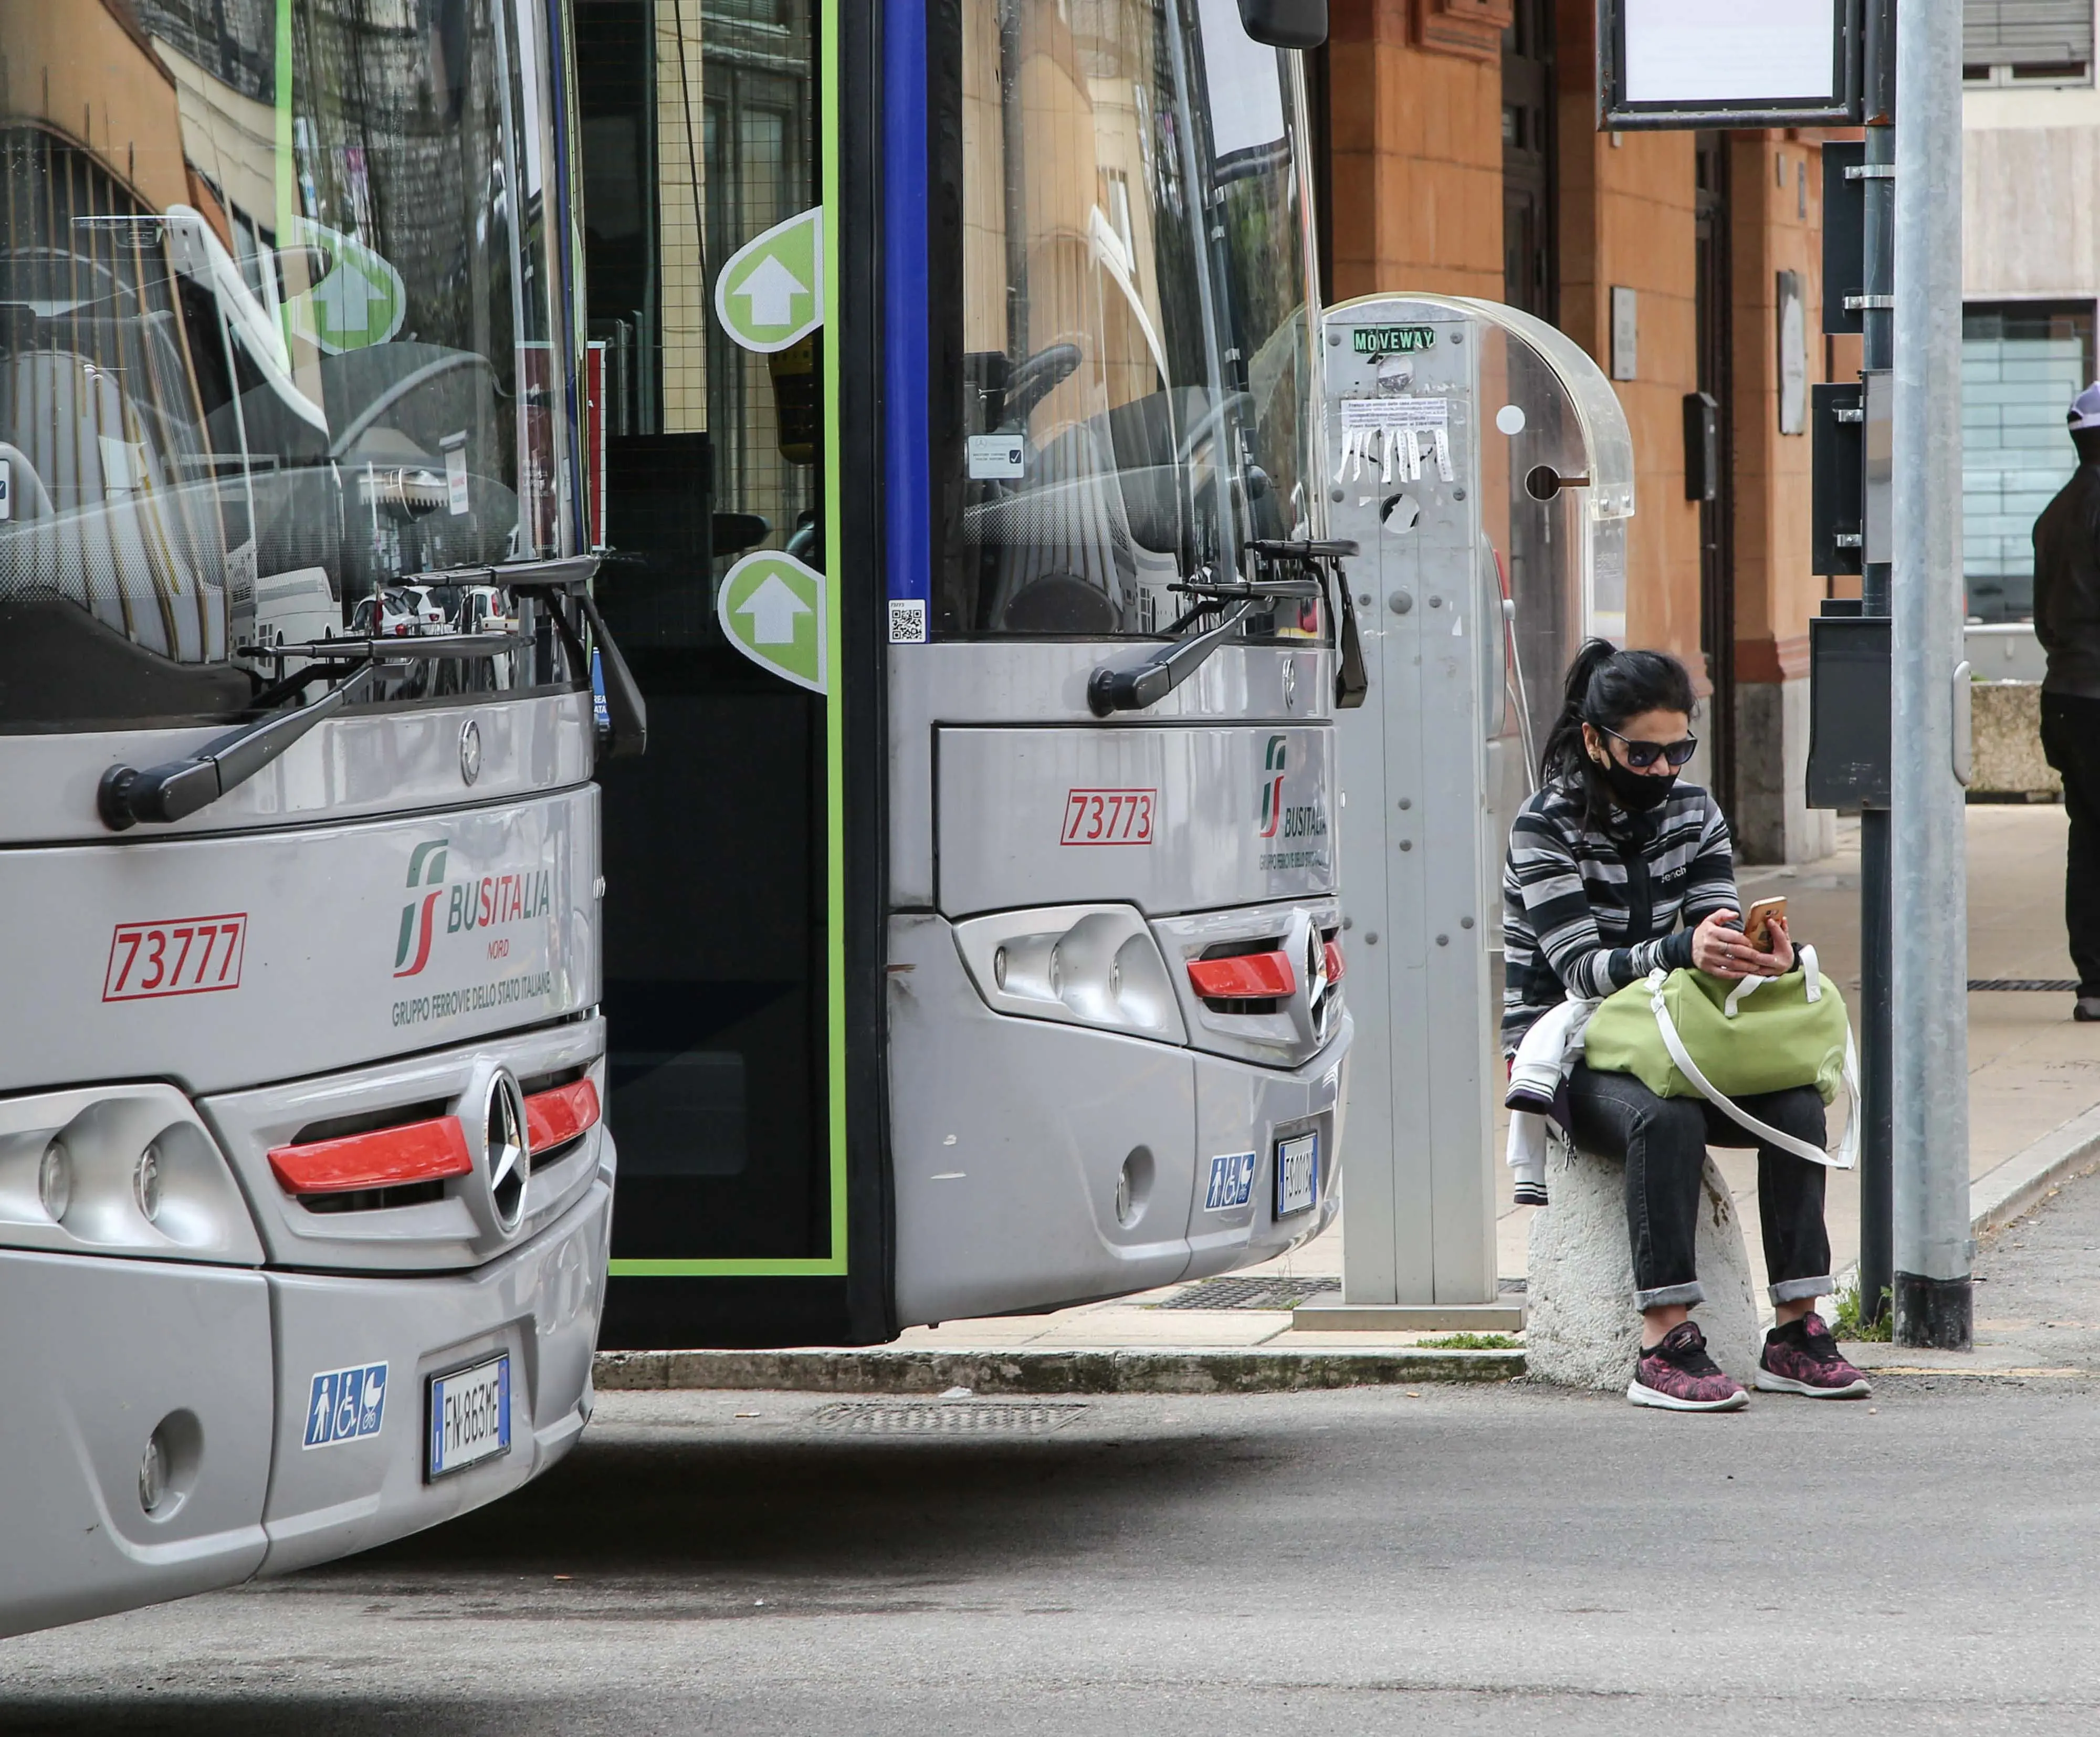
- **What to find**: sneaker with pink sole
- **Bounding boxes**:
[1756,1313,1872,1398]
[1628,1321,1749,1412]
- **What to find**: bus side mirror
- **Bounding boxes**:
[1238,0,1327,48]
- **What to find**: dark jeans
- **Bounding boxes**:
[1566,1062,1834,1311]
[2041,692,2100,999]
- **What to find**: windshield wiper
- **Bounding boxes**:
[1084,545,1360,718]
[1246,539,1369,709]
[501,557,648,761]
[99,662,381,832]
[99,556,651,832]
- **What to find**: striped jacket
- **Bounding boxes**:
[1500,779,1739,1053]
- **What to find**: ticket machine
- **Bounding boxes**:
[1308,294,1635,1323]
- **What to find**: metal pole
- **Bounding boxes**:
[1855,0,1896,1327]
[1889,0,1972,1348]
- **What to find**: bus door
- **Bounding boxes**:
[578,1,889,1347]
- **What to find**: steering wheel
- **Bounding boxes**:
[998,342,1083,433]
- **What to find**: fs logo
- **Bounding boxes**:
[1259,736,1289,840]
[394,839,450,978]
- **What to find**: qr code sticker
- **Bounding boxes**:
[888,599,927,644]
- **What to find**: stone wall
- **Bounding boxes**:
[1971,682,2064,798]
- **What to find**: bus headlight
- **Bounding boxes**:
[38,1139,71,1223]
[134,1144,164,1223]
[953,906,1187,1044]
[0,1086,262,1264]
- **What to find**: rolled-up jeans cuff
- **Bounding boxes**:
[1635,1280,1705,1311]
[1770,1274,1834,1305]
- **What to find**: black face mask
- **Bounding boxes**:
[1596,756,1678,813]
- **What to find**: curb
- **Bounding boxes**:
[593,1345,1525,1396]
[1970,1104,2100,1236]
[588,1113,2100,1397]
[1826,1105,2100,1310]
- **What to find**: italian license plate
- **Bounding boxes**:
[1275,1131,1319,1218]
[427,1354,511,1480]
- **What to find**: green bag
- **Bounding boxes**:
[1581,945,1857,1169]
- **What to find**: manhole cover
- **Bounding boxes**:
[1152,1275,1343,1310]
[812,1401,1088,1435]
[1969,979,2078,993]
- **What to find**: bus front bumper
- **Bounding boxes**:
[0,1159,611,1638]
[258,1164,615,1576]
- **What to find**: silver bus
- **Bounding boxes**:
[0,0,627,1636]
[580,0,1356,1345]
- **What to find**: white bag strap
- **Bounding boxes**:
[1834,1024,1861,1170]
[1800,943,1822,1001]
[1721,942,1821,1019]
[1648,980,1858,1170]
[1723,975,1770,1019]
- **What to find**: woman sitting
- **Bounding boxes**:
[1502,640,1870,1411]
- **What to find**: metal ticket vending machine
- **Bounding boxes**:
[1309,294,1635,1326]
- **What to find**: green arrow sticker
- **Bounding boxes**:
[288,219,406,354]
[718,551,826,693]
[713,206,824,354]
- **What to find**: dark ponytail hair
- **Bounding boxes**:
[1541,639,1698,819]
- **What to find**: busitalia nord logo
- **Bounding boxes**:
[393,838,553,979]
[394,840,451,978]
[1259,736,1288,839]
[1256,734,1329,872]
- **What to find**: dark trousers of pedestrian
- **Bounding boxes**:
[1565,1062,1834,1312]
[2041,692,2100,1000]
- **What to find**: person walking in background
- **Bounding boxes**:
[2033,384,2100,1023]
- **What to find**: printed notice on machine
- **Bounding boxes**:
[1342,397,1448,431]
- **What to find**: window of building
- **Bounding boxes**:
[1962,300,2096,622]
[1964,0,2093,86]
[1500,0,1555,320]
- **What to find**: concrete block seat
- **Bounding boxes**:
[1525,1144,1761,1390]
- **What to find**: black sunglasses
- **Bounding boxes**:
[1593,722,1698,770]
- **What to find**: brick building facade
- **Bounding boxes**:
[1319,0,1845,861]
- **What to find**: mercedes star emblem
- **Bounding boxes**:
[1305,923,1329,1008]
[486,1070,529,1231]
[459,718,483,786]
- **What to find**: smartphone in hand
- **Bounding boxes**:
[1743,895,1787,954]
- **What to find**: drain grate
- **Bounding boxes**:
[1156,1274,1528,1310]
[812,1401,1088,1435]
[1969,979,2079,993]
[1152,1275,1342,1311]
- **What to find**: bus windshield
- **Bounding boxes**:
[0,0,574,731]
[937,0,1320,639]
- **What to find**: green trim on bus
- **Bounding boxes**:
[607,1258,847,1278]
[820,0,849,1276]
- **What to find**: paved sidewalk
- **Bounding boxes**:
[600,806,2100,1393]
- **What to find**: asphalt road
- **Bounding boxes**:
[9,1179,2100,1735]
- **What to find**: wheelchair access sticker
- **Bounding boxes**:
[1204,1152,1258,1213]
[303,1362,389,1449]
